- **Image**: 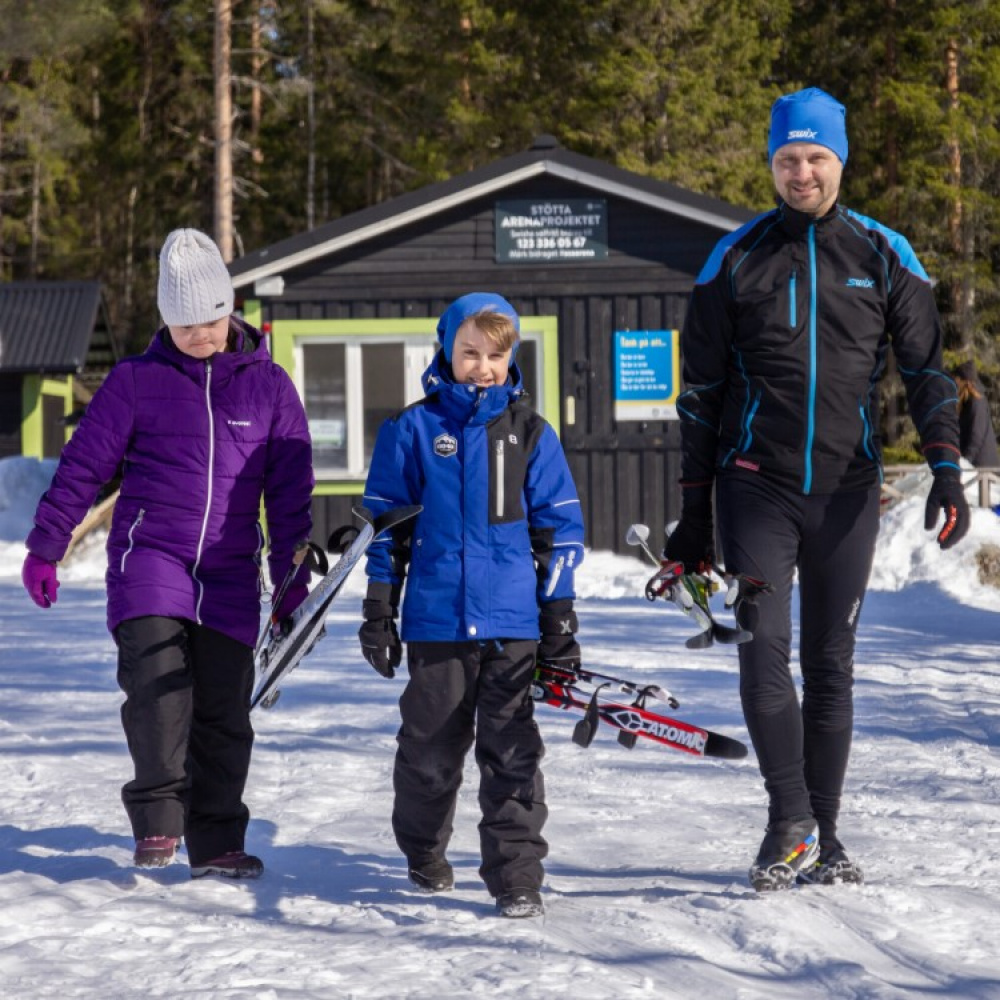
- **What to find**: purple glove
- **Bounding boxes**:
[22,553,59,608]
[274,582,308,623]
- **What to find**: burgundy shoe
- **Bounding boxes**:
[134,836,180,868]
[190,851,264,880]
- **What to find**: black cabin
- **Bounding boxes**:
[228,137,754,555]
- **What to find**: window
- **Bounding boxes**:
[278,318,554,481]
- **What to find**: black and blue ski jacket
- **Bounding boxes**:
[678,200,961,494]
[362,351,584,643]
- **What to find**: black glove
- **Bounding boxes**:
[663,482,715,574]
[359,581,402,678]
[924,470,970,550]
[538,599,582,671]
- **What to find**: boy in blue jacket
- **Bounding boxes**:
[359,292,585,918]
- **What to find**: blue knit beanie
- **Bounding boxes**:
[768,87,848,165]
[436,292,520,361]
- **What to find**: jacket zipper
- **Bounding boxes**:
[495,438,505,518]
[803,226,818,494]
[789,270,797,327]
[120,508,145,573]
[192,359,215,623]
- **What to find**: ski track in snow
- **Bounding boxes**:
[1,498,1000,999]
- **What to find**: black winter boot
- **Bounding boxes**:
[407,858,455,893]
[748,815,819,892]
[496,888,544,918]
[797,838,863,886]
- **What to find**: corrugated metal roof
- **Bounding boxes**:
[0,281,102,374]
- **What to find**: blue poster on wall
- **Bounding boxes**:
[613,330,680,421]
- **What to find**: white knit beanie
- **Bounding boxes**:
[157,228,234,326]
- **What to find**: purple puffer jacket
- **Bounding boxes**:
[26,320,313,647]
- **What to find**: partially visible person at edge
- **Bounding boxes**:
[952,360,1000,469]
[357,292,585,919]
[666,87,970,893]
[21,229,314,879]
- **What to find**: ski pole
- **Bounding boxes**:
[625,522,660,566]
[255,540,310,656]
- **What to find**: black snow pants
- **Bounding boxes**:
[392,638,548,897]
[716,471,881,848]
[115,616,255,865]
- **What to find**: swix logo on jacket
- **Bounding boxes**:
[362,352,584,643]
[677,202,960,494]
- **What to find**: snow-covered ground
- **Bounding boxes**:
[1,456,999,999]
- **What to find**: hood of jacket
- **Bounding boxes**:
[420,349,525,426]
[146,317,268,384]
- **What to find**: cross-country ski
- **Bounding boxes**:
[251,504,421,710]
[533,662,749,759]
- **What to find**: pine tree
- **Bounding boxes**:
[0,0,113,278]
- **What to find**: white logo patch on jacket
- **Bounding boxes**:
[434,433,458,458]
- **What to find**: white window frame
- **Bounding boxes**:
[297,335,438,478]
[265,316,559,488]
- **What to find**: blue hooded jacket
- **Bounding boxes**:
[362,350,584,642]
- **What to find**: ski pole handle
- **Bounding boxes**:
[270,540,310,617]
[256,540,312,656]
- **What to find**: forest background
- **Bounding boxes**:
[3,0,1000,437]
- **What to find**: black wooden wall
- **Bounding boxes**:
[257,174,725,556]
[0,375,22,460]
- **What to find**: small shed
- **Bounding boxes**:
[0,281,118,460]
[229,136,754,554]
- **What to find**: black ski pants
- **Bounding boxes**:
[392,638,547,897]
[716,472,881,848]
[115,616,255,865]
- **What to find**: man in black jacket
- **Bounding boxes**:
[667,87,970,892]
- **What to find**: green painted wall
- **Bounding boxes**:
[21,375,74,458]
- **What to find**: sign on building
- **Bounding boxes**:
[613,330,680,421]
[495,199,608,263]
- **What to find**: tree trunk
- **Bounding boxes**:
[884,0,898,225]
[124,184,137,313]
[305,0,315,230]
[214,0,233,261]
[30,159,41,279]
[91,64,102,254]
[0,80,5,280]
[945,36,967,353]
[251,5,263,168]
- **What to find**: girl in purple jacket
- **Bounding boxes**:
[21,229,314,878]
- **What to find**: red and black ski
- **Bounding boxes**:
[533,663,748,760]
